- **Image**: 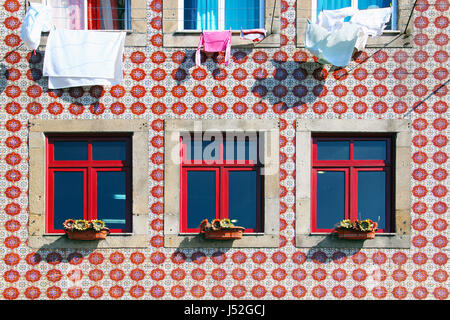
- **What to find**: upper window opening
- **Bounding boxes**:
[183,0,265,31]
[46,0,132,30]
[314,0,397,30]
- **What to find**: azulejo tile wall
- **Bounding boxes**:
[0,0,448,300]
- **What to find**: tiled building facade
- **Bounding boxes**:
[0,0,448,300]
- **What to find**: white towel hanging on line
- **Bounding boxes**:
[43,29,126,89]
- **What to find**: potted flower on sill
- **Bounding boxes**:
[199,218,245,240]
[63,219,110,240]
[334,219,378,240]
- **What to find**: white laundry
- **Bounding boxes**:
[305,19,360,67]
[307,7,393,65]
[240,28,266,42]
[20,2,53,50]
[350,7,393,37]
[43,29,126,89]
[317,6,357,32]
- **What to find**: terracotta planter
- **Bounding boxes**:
[336,228,376,240]
[204,227,245,240]
[65,229,109,240]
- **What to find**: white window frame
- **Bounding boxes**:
[178,0,265,31]
[311,0,398,31]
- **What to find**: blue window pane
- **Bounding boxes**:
[354,140,386,160]
[357,0,391,9]
[224,139,258,162]
[92,140,127,160]
[187,171,217,229]
[53,171,84,230]
[54,141,88,160]
[228,171,258,230]
[316,171,346,229]
[186,139,220,161]
[225,0,261,30]
[184,0,218,30]
[97,171,127,230]
[316,0,352,20]
[317,141,350,160]
[358,171,387,230]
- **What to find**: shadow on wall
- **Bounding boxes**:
[30,236,102,265]
[305,234,365,265]
[169,48,332,115]
[26,50,105,112]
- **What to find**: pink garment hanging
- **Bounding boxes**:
[195,30,232,66]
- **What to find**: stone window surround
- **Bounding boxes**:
[296,0,415,48]
[28,119,149,249]
[164,119,280,248]
[28,0,148,47]
[295,119,412,249]
[162,0,280,48]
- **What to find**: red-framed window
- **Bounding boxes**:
[311,135,393,233]
[46,135,132,233]
[180,132,263,233]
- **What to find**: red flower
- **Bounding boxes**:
[212,102,227,115]
[212,85,227,98]
[172,102,187,115]
[372,101,388,114]
[131,102,146,115]
[150,68,166,81]
[151,85,166,98]
[130,68,146,81]
[192,102,207,115]
[232,68,248,81]
[5,85,21,98]
[191,67,208,81]
[232,102,248,115]
[150,51,166,64]
[130,85,146,98]
[68,103,84,116]
[110,102,125,115]
[5,102,21,115]
[252,102,268,115]
[171,85,187,98]
[252,67,268,80]
[130,51,146,64]
[252,51,268,64]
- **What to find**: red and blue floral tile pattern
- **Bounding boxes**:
[0,0,448,299]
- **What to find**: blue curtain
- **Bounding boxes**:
[225,0,262,30]
[124,0,131,30]
[316,0,351,20]
[184,0,218,30]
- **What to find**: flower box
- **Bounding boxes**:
[204,227,245,240]
[335,228,376,240]
[334,219,378,240]
[65,229,110,240]
[63,219,109,241]
[200,218,245,240]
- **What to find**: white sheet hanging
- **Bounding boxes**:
[307,7,393,66]
[317,7,357,32]
[43,29,126,89]
[305,19,360,67]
